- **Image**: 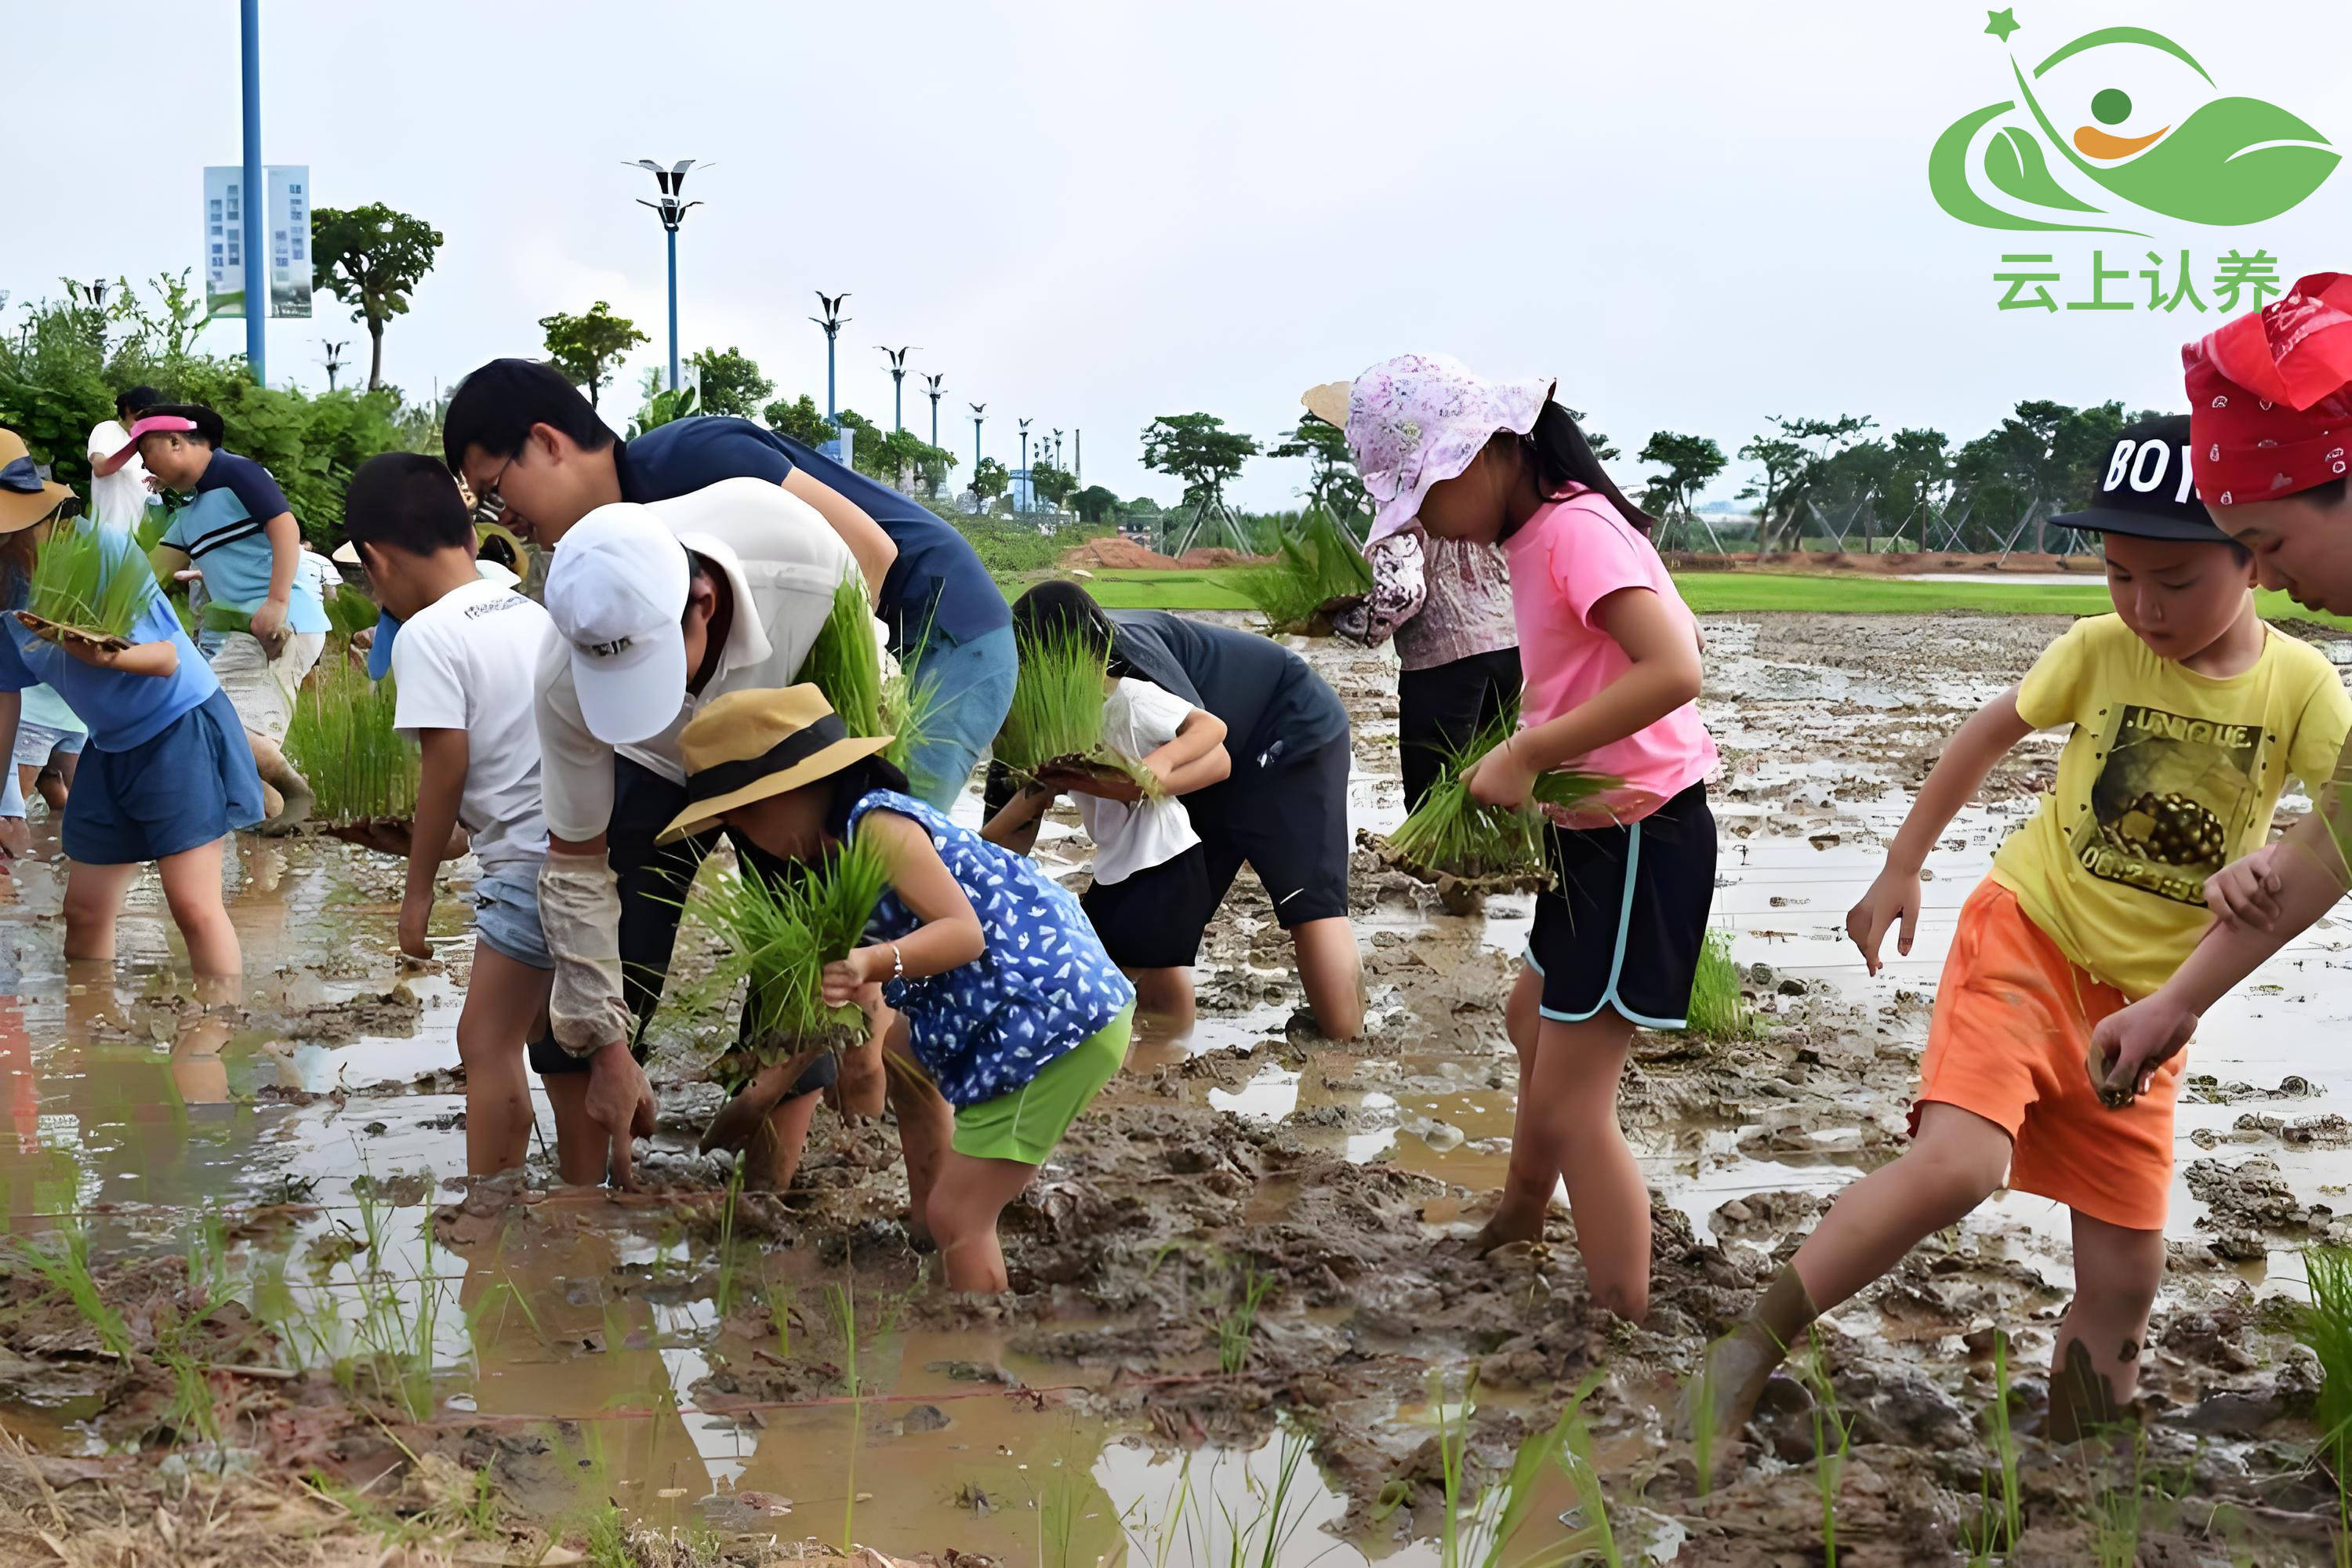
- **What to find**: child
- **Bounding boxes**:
[979,625,1231,1009]
[666,685,1136,1291]
[2094,278,2352,1115]
[125,405,326,830]
[341,452,568,1180]
[0,425,262,983]
[1305,376,1523,819]
[1343,356,1718,1321]
[993,581,1364,1040]
[1694,414,2351,1442]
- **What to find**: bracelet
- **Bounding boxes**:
[888,942,905,983]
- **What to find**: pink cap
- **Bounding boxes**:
[110,414,198,466]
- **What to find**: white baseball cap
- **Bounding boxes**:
[543,503,692,746]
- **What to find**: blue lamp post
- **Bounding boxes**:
[924,373,946,450]
[630,159,706,390]
[881,347,915,432]
[811,293,851,421]
[239,0,265,383]
[970,403,986,488]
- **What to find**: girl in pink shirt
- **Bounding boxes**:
[1344,354,1718,1322]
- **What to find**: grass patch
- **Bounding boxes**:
[692,829,892,1063]
[1685,930,1748,1040]
[24,521,152,641]
[1230,509,1371,633]
[284,661,418,824]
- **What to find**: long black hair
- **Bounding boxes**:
[1509,402,1656,538]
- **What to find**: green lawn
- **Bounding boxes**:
[1071,564,2352,631]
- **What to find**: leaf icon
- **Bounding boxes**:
[1983,125,2103,212]
[2077,96,2340,224]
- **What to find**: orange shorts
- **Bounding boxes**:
[1911,880,2180,1232]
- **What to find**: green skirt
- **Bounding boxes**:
[949,1004,1134,1165]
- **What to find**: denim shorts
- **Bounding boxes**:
[13,720,87,768]
[63,688,266,865]
[472,862,553,971]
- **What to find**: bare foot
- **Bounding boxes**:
[700,1063,796,1154]
[260,778,314,836]
[1465,1200,1548,1258]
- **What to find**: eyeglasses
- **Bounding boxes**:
[470,456,513,523]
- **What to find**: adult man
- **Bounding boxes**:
[528,479,873,1187]
[441,359,1013,806]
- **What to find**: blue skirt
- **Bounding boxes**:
[62,688,267,865]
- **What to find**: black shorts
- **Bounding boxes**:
[1082,845,1217,969]
[1526,781,1716,1029]
[1397,648,1521,811]
[1185,737,1352,931]
[529,757,837,1098]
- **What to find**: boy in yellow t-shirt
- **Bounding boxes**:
[1689,415,2350,1443]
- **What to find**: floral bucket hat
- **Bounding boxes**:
[1316,353,1555,544]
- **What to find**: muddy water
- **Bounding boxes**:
[5,608,2352,1565]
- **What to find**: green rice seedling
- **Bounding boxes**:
[2084,1425,2151,1568]
[24,521,151,641]
[285,660,419,824]
[16,1217,133,1359]
[1688,1356,1720,1500]
[765,1279,797,1360]
[1989,1331,2024,1555]
[1555,1372,1623,1568]
[1685,930,1750,1041]
[996,627,1156,792]
[828,1276,866,1552]
[1380,706,1617,887]
[1218,1263,1275,1375]
[712,1162,746,1320]
[694,829,893,1065]
[1799,1336,1855,1568]
[795,573,944,780]
[2296,1248,2352,1558]
[1232,508,1373,634]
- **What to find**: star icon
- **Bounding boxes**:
[1984,8,2021,42]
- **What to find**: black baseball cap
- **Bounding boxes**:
[2050,415,2230,542]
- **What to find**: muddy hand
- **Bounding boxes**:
[584,1042,657,1189]
[1845,869,1922,977]
[2085,997,2195,1109]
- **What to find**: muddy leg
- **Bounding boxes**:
[60,860,143,964]
[924,1151,1041,1293]
[1290,916,1363,1040]
[1472,966,1552,1252]
[37,750,76,811]
[456,943,552,1177]
[1789,1102,2011,1309]
[157,839,240,978]
[1527,1008,1650,1319]
[1126,967,1197,1038]
[248,732,313,833]
[2045,1209,2162,1440]
[834,1025,888,1120]
[543,1075,615,1187]
[884,1018,954,1243]
[745,1091,822,1192]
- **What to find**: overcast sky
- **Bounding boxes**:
[7,0,2348,510]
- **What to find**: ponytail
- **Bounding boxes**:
[1516,402,1656,537]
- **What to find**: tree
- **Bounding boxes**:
[1073,484,1120,524]
[971,456,1011,508]
[1270,417,1368,522]
[764,393,835,448]
[539,301,647,410]
[688,346,771,418]
[1738,414,1876,550]
[862,426,956,494]
[1564,407,1621,463]
[1637,431,1728,523]
[1140,412,1259,525]
[1031,456,1079,510]
[630,383,698,437]
[310,203,444,390]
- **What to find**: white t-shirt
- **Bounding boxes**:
[390,577,555,873]
[85,420,152,533]
[1080,677,1203,886]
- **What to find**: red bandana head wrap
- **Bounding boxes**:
[2183,272,2352,506]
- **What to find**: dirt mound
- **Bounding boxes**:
[1177,546,1270,568]
[1060,536,1178,570]
[1661,549,2096,576]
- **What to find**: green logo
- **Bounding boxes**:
[1930,10,2338,235]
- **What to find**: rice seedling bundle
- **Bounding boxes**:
[1233,507,1374,634]
[21,522,152,648]
[794,574,941,779]
[995,627,1158,794]
[697,831,894,1066]
[284,661,418,825]
[1369,706,1617,891]
[1684,929,1750,1041]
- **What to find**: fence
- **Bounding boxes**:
[1655,485,2096,562]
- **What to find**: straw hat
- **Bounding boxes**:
[0,428,74,534]
[657,685,892,844]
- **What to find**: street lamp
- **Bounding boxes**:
[970,403,987,495]
[71,279,110,312]
[1052,428,1064,470]
[880,346,916,433]
[924,373,946,451]
[320,339,348,391]
[1016,419,1033,514]
[629,158,707,390]
[811,292,851,422]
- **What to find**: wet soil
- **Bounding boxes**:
[5,608,2352,1565]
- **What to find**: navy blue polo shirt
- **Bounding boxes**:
[614,417,1008,652]
[1107,610,1349,771]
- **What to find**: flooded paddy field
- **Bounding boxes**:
[6,609,2352,1566]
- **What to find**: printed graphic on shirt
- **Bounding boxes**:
[2065,702,2260,905]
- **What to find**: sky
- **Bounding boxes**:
[7,0,2350,512]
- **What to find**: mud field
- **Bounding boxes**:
[6,608,2352,1566]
